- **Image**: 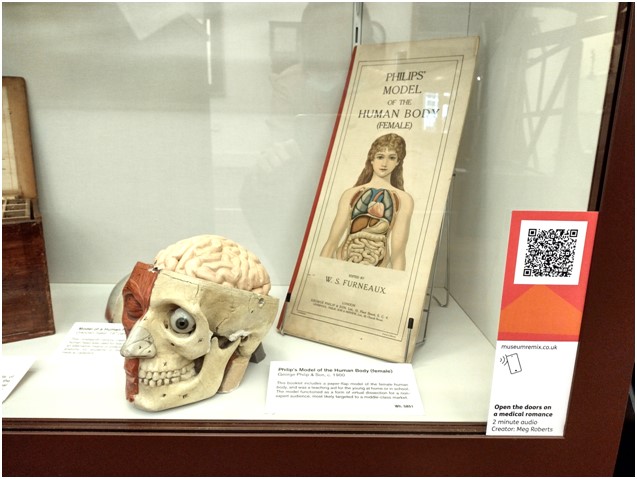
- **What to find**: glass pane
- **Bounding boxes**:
[2,2,354,285]
[360,1,618,424]
[363,1,617,341]
[2,2,619,426]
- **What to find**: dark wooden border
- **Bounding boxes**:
[588,4,630,211]
[2,418,486,435]
[3,4,633,476]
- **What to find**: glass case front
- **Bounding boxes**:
[1,2,622,429]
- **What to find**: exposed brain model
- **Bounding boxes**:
[117,235,279,411]
[154,235,272,295]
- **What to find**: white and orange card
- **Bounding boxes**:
[487,211,598,436]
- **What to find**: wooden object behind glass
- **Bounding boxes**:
[2,76,55,342]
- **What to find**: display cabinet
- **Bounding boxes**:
[2,3,633,475]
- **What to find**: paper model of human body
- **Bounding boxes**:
[118,235,279,411]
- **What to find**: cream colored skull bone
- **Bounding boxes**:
[120,267,278,412]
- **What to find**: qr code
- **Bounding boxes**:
[522,228,578,278]
[514,220,587,285]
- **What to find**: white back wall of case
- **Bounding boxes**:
[3,4,618,347]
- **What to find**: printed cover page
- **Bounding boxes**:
[279,37,479,362]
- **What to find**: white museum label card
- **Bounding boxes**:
[487,211,598,436]
[2,355,36,402]
[266,361,424,416]
[54,322,126,357]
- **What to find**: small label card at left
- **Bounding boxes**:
[2,355,36,402]
[54,322,126,356]
[265,361,424,416]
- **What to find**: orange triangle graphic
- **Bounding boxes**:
[499,285,583,337]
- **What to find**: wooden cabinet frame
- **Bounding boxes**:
[3,5,633,476]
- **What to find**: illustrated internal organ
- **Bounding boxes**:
[339,188,399,266]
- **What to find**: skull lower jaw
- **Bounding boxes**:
[133,373,214,411]
[131,342,240,411]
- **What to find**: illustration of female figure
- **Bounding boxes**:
[320,133,414,270]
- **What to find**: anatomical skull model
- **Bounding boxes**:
[116,235,279,411]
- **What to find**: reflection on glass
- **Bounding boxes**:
[1,2,620,425]
[362,3,618,345]
[235,3,357,281]
[423,92,440,129]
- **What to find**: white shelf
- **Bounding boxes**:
[2,283,495,423]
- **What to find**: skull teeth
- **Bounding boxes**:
[139,362,196,387]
